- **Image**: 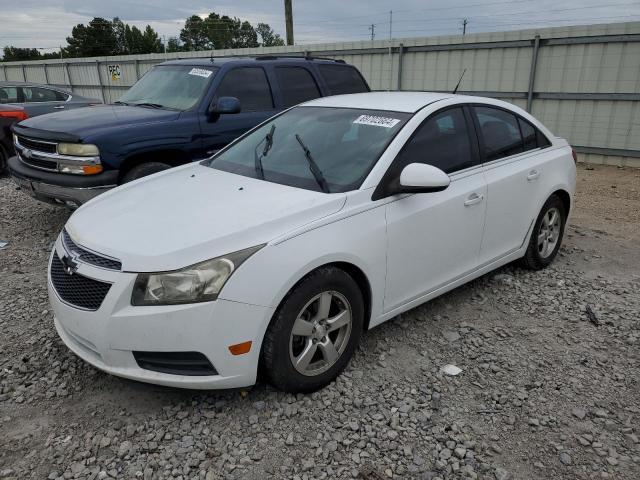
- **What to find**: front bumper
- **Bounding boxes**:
[8,155,118,208]
[48,236,274,389]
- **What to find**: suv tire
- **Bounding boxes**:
[122,162,171,183]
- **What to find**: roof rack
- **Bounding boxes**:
[254,55,346,64]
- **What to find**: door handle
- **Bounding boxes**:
[526,170,540,181]
[54,106,65,109]
[464,193,484,207]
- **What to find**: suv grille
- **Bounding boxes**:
[17,136,57,154]
[20,156,58,171]
[62,230,122,271]
[50,252,112,310]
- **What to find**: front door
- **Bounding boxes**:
[384,107,487,312]
[199,67,278,157]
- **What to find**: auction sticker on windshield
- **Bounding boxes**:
[188,68,214,78]
[353,115,401,128]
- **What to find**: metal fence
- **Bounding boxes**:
[2,21,639,167]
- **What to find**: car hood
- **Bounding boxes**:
[65,164,346,272]
[15,105,180,140]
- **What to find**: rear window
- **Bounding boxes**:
[317,65,368,95]
[216,67,274,112]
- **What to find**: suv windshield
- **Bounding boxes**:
[208,106,410,193]
[119,65,218,111]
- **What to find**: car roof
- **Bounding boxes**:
[302,91,456,113]
[160,56,348,67]
[0,80,69,91]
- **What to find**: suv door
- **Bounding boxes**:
[199,66,276,157]
[21,86,68,116]
[382,106,487,312]
[471,105,553,264]
[274,66,322,108]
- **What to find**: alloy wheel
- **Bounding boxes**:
[289,291,352,377]
[537,207,561,258]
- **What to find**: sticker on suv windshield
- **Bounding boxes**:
[188,68,214,78]
[353,115,401,128]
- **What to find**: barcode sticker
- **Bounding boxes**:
[353,115,401,128]
[188,68,214,78]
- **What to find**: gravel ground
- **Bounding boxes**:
[0,163,639,480]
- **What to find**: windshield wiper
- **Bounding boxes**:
[132,102,165,109]
[294,134,329,193]
[254,125,275,180]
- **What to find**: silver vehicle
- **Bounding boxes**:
[0,82,100,117]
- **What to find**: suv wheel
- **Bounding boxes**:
[122,162,171,183]
[521,194,567,270]
[262,267,364,393]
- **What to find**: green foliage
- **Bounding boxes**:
[2,46,42,61]
[256,23,285,47]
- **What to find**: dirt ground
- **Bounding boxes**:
[0,163,638,480]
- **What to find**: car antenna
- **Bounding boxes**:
[452,68,466,94]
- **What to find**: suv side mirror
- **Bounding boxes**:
[397,163,450,193]
[209,96,241,115]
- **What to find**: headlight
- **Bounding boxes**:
[57,143,100,157]
[131,245,264,306]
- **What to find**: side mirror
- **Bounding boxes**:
[397,163,450,193]
[209,96,241,115]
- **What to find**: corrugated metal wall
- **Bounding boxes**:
[1,21,639,167]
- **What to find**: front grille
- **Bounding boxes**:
[50,252,112,310]
[20,155,58,171]
[132,351,218,376]
[62,230,122,271]
[17,136,57,154]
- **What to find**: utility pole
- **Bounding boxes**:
[284,0,294,45]
[369,24,375,41]
[462,18,468,35]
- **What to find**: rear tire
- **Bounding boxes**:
[262,267,364,393]
[122,162,171,183]
[520,194,566,270]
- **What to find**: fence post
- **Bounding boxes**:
[43,63,49,84]
[96,60,106,103]
[21,63,27,81]
[397,43,405,91]
[1,65,7,82]
[63,62,72,91]
[134,59,140,80]
[527,35,541,112]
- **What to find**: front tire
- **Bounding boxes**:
[262,267,364,393]
[122,162,171,183]
[521,194,566,270]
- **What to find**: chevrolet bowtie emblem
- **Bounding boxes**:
[61,254,78,275]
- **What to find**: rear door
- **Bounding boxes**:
[199,66,277,157]
[316,64,370,95]
[471,105,553,264]
[21,86,68,116]
[273,66,322,108]
[383,106,487,312]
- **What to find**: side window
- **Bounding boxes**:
[396,107,474,174]
[275,67,321,108]
[473,106,523,161]
[317,65,368,95]
[54,90,70,102]
[0,87,19,103]
[216,67,274,112]
[23,87,59,103]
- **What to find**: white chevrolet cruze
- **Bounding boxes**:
[49,92,576,393]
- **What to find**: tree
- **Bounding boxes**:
[166,37,182,53]
[2,46,42,62]
[141,25,163,54]
[256,23,285,47]
[180,16,211,51]
[65,17,119,57]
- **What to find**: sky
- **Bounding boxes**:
[0,0,639,51]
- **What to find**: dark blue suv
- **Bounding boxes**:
[8,56,369,207]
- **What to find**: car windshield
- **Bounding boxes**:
[118,65,218,111]
[207,106,410,193]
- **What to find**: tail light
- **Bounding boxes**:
[571,148,578,163]
[0,110,28,121]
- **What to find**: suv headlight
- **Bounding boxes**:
[131,245,264,306]
[57,143,100,157]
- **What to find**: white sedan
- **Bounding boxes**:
[48,92,576,393]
